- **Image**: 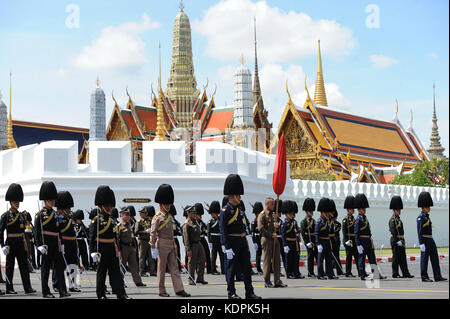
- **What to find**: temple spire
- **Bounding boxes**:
[7,71,17,149]
[314,40,328,107]
[252,17,262,106]
[155,43,167,141]
[427,82,445,159]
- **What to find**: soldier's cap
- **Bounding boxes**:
[155,184,174,205]
[39,181,58,201]
[317,197,332,212]
[281,200,296,215]
[95,185,115,207]
[223,174,244,196]
[184,205,197,215]
[5,183,24,202]
[126,205,136,217]
[329,200,337,217]
[139,205,156,217]
[252,201,263,214]
[72,209,84,220]
[89,207,100,220]
[194,203,204,215]
[417,191,433,208]
[389,196,403,210]
[119,207,131,216]
[208,201,221,215]
[354,193,370,209]
[302,198,316,212]
[56,191,74,210]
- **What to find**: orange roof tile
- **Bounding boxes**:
[121,110,143,139]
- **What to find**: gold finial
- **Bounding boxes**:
[96,75,100,88]
[314,39,328,107]
[111,90,118,106]
[179,0,184,12]
[240,53,245,65]
[410,109,413,126]
[395,98,398,116]
[286,79,292,103]
[7,71,17,149]
[155,43,167,141]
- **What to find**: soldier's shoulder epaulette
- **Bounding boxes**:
[156,211,163,217]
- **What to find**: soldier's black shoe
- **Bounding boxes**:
[196,280,208,285]
[211,271,220,275]
[159,292,170,297]
[140,272,149,277]
[317,276,327,280]
[150,272,157,276]
[328,276,339,280]
[295,274,305,279]
[308,273,316,277]
[188,280,196,286]
[43,293,55,298]
[264,281,274,288]
[6,290,17,295]
[25,288,37,294]
[392,274,401,278]
[228,293,242,299]
[274,283,288,288]
[345,273,356,278]
[246,293,262,299]
[435,277,447,282]
[377,275,387,280]
[422,278,433,282]
[98,295,108,299]
[105,289,111,295]
[287,275,297,279]
[117,294,132,299]
[175,290,191,297]
[69,288,81,292]
[402,274,415,278]
[0,279,6,284]
[136,282,146,287]
[59,292,71,298]
[0,290,4,296]
[280,273,285,277]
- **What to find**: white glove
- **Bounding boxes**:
[317,245,323,253]
[306,242,313,249]
[208,243,213,251]
[420,244,426,252]
[37,246,47,254]
[345,240,352,247]
[91,252,100,263]
[146,228,151,233]
[221,245,226,253]
[25,228,32,233]
[357,245,364,254]
[284,246,290,254]
[151,248,159,259]
[60,244,65,253]
[396,240,403,247]
[253,243,258,251]
[226,248,235,260]
[2,246,9,255]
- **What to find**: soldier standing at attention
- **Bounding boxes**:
[354,193,386,281]
[22,210,37,271]
[183,206,207,285]
[169,204,183,272]
[389,196,414,279]
[117,208,146,287]
[315,198,336,280]
[417,191,447,282]
[0,183,36,295]
[73,210,90,272]
[150,184,190,297]
[300,198,317,277]
[89,185,130,299]
[34,181,70,298]
[251,202,263,275]
[329,200,344,276]
[257,197,287,288]
[220,174,261,300]
[342,195,359,277]
[135,206,155,277]
[195,203,212,275]
[207,200,223,275]
[281,200,303,279]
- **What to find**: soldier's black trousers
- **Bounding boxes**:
[225,236,254,297]
[277,237,287,273]
[200,237,212,273]
[344,240,360,276]
[254,240,262,272]
[96,243,126,298]
[420,237,442,280]
[174,238,182,271]
[357,238,377,278]
[77,239,89,269]
[211,239,224,273]
[5,237,33,291]
[390,238,411,277]
[317,239,334,277]
[25,234,37,269]
[285,242,300,276]
[40,237,67,296]
[306,244,318,275]
[331,239,344,275]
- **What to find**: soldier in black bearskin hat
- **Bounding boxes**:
[280,200,303,279]
[300,198,317,277]
[0,183,36,295]
[207,200,223,275]
[250,201,264,274]
[342,195,359,277]
[315,198,336,280]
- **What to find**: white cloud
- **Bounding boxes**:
[73,14,160,73]
[427,52,438,59]
[192,0,356,63]
[369,54,399,69]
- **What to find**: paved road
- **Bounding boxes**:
[1,260,448,299]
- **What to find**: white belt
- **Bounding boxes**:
[210,233,221,236]
[276,235,282,238]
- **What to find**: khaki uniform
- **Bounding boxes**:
[150,211,184,294]
[135,218,156,275]
[182,219,205,283]
[117,221,143,285]
[257,209,281,285]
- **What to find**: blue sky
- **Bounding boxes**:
[0,0,448,156]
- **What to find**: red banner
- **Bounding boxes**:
[272,135,287,196]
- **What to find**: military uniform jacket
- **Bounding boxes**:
[75,222,88,240]
[117,221,137,247]
[59,215,77,238]
[182,219,201,251]
[172,218,182,238]
[207,218,220,243]
[300,217,315,244]
[281,218,299,247]
[417,212,432,245]
[257,209,279,240]
[198,219,208,239]
[135,218,151,241]
[0,209,26,247]
[342,215,355,242]
[354,214,371,246]
[219,202,247,250]
[315,217,329,246]
[332,220,341,242]
[251,218,261,244]
[34,207,61,247]
[150,211,173,248]
[389,214,404,242]
[88,212,118,252]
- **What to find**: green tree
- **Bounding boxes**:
[390,158,449,187]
